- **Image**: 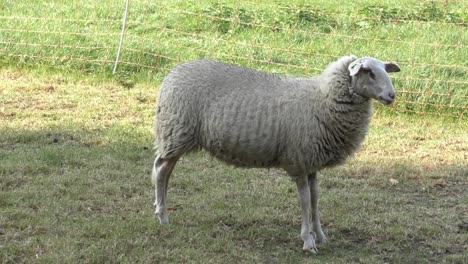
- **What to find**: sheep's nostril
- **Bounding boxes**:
[388,93,395,99]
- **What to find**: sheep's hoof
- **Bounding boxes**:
[155,211,169,225]
[316,232,328,244]
[303,244,318,254]
[159,218,169,225]
[302,239,318,254]
[317,236,328,244]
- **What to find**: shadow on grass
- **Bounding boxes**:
[1,128,467,263]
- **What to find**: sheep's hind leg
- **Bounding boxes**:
[296,175,318,253]
[308,172,327,243]
[152,155,179,224]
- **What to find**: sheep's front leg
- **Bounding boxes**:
[296,175,318,253]
[152,156,178,224]
[308,172,327,243]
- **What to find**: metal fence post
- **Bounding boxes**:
[113,0,130,74]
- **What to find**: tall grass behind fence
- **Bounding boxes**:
[0,0,466,118]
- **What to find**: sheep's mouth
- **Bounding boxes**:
[377,96,394,105]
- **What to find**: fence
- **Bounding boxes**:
[0,0,466,118]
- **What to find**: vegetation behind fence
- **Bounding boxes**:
[0,0,466,118]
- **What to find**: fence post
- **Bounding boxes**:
[113,0,130,74]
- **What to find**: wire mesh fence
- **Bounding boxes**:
[0,0,466,118]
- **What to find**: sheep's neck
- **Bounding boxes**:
[325,81,372,129]
[318,81,373,164]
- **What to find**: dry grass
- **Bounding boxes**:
[1,69,467,263]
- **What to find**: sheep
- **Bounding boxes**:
[152,55,400,253]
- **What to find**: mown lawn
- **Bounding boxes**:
[1,70,467,263]
[1,0,467,262]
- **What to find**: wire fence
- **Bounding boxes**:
[0,0,466,118]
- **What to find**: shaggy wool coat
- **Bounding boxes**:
[155,55,371,176]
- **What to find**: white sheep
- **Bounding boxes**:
[152,55,400,253]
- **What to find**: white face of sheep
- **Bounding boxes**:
[348,57,401,105]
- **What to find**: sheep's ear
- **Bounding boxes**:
[385,63,400,73]
[348,60,362,76]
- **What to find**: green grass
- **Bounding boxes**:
[0,0,467,117]
[1,69,467,263]
[1,1,467,262]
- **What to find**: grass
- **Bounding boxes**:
[0,0,466,116]
[0,0,467,262]
[1,69,467,263]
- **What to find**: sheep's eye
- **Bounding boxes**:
[362,69,375,79]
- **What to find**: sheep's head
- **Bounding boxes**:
[348,57,400,105]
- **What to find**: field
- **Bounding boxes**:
[1,0,467,263]
[1,69,467,263]
[1,0,467,116]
